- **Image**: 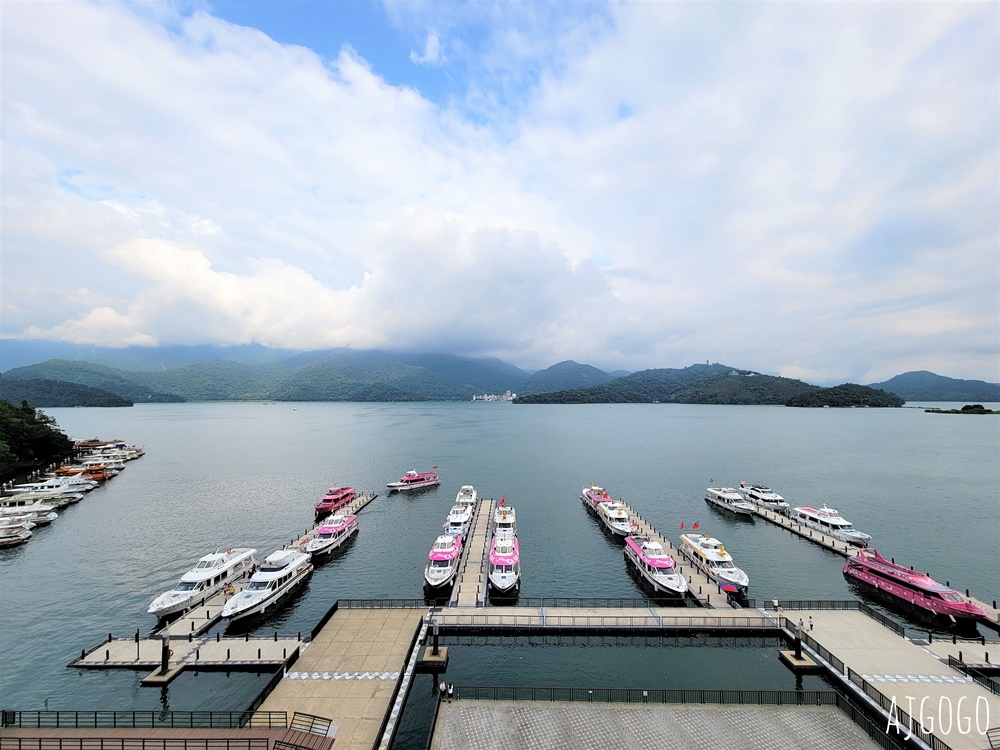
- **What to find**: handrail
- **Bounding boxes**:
[449,686,838,705]
[948,655,1000,697]
[0,710,288,729]
[338,599,427,609]
[434,613,774,629]
[857,603,905,636]
[371,615,424,750]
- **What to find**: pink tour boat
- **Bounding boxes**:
[388,469,440,492]
[488,536,520,593]
[843,549,987,621]
[304,514,359,556]
[314,487,356,518]
[624,535,688,596]
[424,533,463,588]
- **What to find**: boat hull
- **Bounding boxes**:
[843,567,985,622]
[624,549,687,597]
[423,568,457,589]
[705,496,755,518]
[222,566,313,622]
[304,523,359,556]
[388,480,440,491]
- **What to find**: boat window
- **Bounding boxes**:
[942,592,963,602]
[716,561,734,569]
[247,580,269,591]
[431,559,451,568]
[174,581,199,592]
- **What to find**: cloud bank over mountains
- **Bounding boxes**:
[1,2,997,383]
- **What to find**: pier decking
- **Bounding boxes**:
[752,506,857,556]
[451,498,495,607]
[256,608,425,750]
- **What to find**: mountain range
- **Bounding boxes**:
[0,341,996,406]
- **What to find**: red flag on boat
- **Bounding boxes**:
[680,523,685,529]
[692,523,700,530]
[500,496,505,505]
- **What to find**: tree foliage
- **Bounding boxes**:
[785,384,904,408]
[0,399,75,477]
[0,378,132,407]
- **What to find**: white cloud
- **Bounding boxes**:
[1,1,997,382]
[410,30,443,66]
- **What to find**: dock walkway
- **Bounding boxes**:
[257,608,424,750]
[782,608,1000,750]
[452,498,495,607]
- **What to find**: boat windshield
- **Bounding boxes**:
[942,592,964,602]
[174,581,201,592]
[431,559,452,568]
[247,580,270,591]
[713,560,734,569]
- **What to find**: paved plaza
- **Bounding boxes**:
[430,701,881,750]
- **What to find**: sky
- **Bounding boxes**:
[1,1,998,383]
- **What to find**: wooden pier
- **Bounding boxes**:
[751,507,856,556]
[451,497,495,607]
[69,629,304,686]
[613,500,718,608]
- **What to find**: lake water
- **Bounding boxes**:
[2,401,997,719]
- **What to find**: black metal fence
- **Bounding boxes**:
[834,691,914,750]
[338,599,427,610]
[512,597,691,609]
[948,655,1000,697]
[0,711,287,730]
[371,616,424,750]
[769,600,860,611]
[846,668,953,750]
[450,686,838,705]
[858,603,906,636]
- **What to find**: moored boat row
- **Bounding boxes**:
[488,497,520,594]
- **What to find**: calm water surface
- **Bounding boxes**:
[2,402,997,713]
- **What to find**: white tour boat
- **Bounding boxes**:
[7,477,97,495]
[0,491,82,509]
[220,549,313,622]
[488,536,520,593]
[148,547,258,619]
[424,534,463,589]
[678,532,750,592]
[704,487,756,518]
[492,502,517,541]
[596,500,633,536]
[387,469,440,491]
[0,501,57,526]
[455,485,478,506]
[443,504,474,536]
[738,482,790,513]
[0,516,33,548]
[304,514,359,556]
[792,505,871,547]
[624,535,688,596]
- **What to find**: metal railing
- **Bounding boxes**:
[289,711,333,736]
[858,603,906,636]
[0,711,287,730]
[768,600,860,611]
[0,741,269,750]
[948,655,1000,697]
[845,667,953,750]
[371,616,424,750]
[242,649,302,720]
[797,628,846,674]
[338,599,427,610]
[834,692,913,750]
[512,597,691,609]
[434,612,773,630]
[449,686,838,704]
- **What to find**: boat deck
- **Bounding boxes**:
[451,497,495,607]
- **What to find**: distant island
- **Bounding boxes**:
[925,404,999,415]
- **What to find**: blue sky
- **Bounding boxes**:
[1,1,997,383]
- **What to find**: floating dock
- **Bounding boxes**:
[451,497,495,607]
[69,629,304,686]
[291,491,380,548]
